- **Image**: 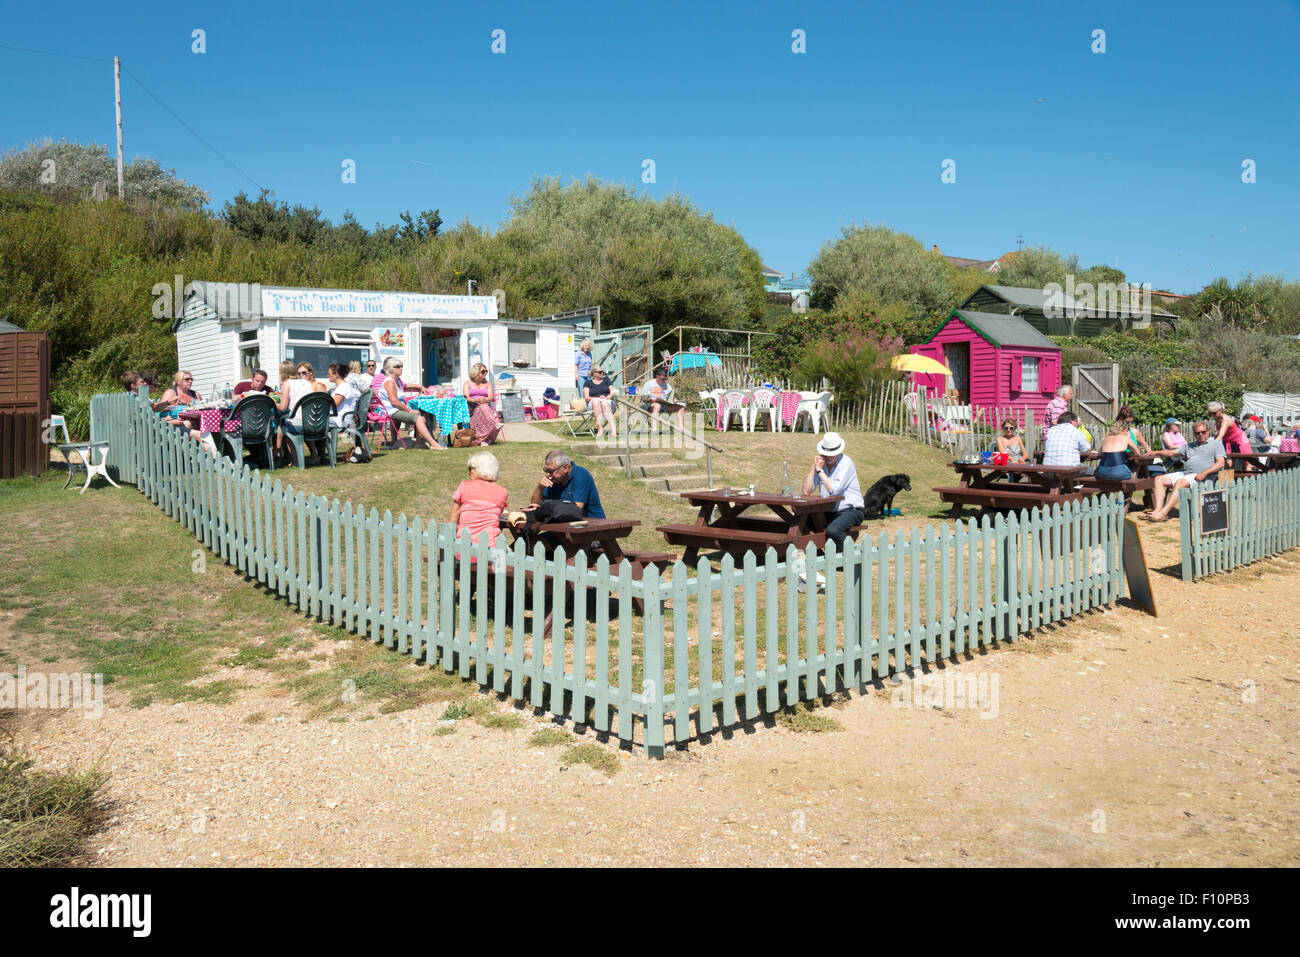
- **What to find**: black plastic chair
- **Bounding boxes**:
[339,388,373,461]
[284,391,339,469]
[222,393,279,470]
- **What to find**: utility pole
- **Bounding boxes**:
[114,56,124,200]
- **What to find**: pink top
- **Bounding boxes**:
[1220,416,1247,448]
[453,480,508,546]
[1162,430,1187,450]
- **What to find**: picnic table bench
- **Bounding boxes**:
[658,489,861,564]
[935,463,1089,517]
[1073,451,1163,512]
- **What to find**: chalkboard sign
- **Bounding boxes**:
[1199,489,1229,535]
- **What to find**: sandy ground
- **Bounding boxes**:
[8,513,1299,867]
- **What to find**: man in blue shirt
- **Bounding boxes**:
[801,432,863,548]
[529,449,606,519]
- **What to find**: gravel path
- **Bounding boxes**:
[10,524,1300,867]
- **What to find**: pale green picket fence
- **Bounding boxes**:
[1178,468,1300,580]
[90,392,1126,756]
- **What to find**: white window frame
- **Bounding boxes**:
[1021,356,1040,392]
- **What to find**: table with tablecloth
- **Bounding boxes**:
[177,407,241,433]
[713,391,801,430]
[408,395,471,436]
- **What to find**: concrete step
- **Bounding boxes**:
[586,451,676,468]
[635,474,713,492]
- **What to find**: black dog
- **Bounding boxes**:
[861,473,911,519]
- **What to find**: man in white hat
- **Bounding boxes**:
[802,432,864,548]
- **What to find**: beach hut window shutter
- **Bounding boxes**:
[489,327,509,366]
[1009,357,1022,392]
[538,329,560,369]
[1042,355,1059,392]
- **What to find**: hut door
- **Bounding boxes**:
[1073,362,1120,437]
[944,342,970,402]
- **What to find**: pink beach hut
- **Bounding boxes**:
[909,309,1062,424]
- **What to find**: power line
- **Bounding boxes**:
[0,42,107,64]
[120,65,263,192]
[2,42,263,193]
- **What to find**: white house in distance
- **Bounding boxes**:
[173,282,594,396]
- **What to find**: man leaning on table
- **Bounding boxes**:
[802,432,863,548]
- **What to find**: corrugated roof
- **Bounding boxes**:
[962,284,1085,312]
[932,309,1060,350]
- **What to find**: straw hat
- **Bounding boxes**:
[816,432,846,456]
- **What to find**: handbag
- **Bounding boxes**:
[451,427,475,448]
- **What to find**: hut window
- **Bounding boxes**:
[1021,357,1040,392]
[508,330,537,367]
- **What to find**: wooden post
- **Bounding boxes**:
[114,56,125,200]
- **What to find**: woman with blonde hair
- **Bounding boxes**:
[583,365,618,440]
[1095,419,1141,481]
[1208,400,1251,458]
[574,338,594,387]
[462,363,501,446]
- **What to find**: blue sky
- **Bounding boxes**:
[3,0,1298,294]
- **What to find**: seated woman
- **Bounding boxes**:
[1094,419,1140,481]
[345,360,371,393]
[995,418,1027,481]
[1160,418,1186,450]
[326,362,360,427]
[377,358,444,449]
[583,366,617,440]
[1117,404,1152,454]
[463,363,502,446]
[451,451,509,559]
[277,361,326,463]
[156,370,200,412]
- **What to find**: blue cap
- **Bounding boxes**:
[1164,417,1180,425]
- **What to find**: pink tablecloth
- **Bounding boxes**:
[715,391,800,430]
[180,408,241,433]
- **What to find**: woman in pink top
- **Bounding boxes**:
[462,363,502,446]
[450,451,508,547]
[1208,401,1251,456]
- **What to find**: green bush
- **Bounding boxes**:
[795,329,900,403]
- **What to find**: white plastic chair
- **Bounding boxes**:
[795,391,832,433]
[47,414,72,444]
[748,387,780,432]
[719,390,748,432]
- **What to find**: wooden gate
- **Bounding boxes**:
[1073,362,1119,435]
[593,324,653,390]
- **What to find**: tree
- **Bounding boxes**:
[0,139,209,209]
[806,223,953,314]
[1190,277,1270,326]
[221,189,329,245]
[992,245,1079,290]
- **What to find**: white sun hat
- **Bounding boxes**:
[816,432,846,456]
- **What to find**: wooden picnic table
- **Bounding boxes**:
[657,489,846,564]
[1225,451,1299,473]
[935,462,1089,517]
[501,516,675,618]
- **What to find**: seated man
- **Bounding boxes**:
[528,449,605,519]
[1042,411,1092,467]
[801,432,863,548]
[641,369,686,431]
[234,368,272,399]
[1145,421,1225,522]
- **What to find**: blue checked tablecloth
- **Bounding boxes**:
[408,395,471,435]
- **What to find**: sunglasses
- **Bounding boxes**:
[543,465,564,475]
[298,370,312,376]
[182,377,193,382]
[1193,430,1208,435]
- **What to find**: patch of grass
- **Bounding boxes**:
[433,725,457,736]
[561,742,620,776]
[528,727,570,747]
[222,645,279,668]
[775,702,843,733]
[475,711,524,731]
[243,711,267,724]
[439,701,473,721]
[0,738,110,867]
[285,644,466,717]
